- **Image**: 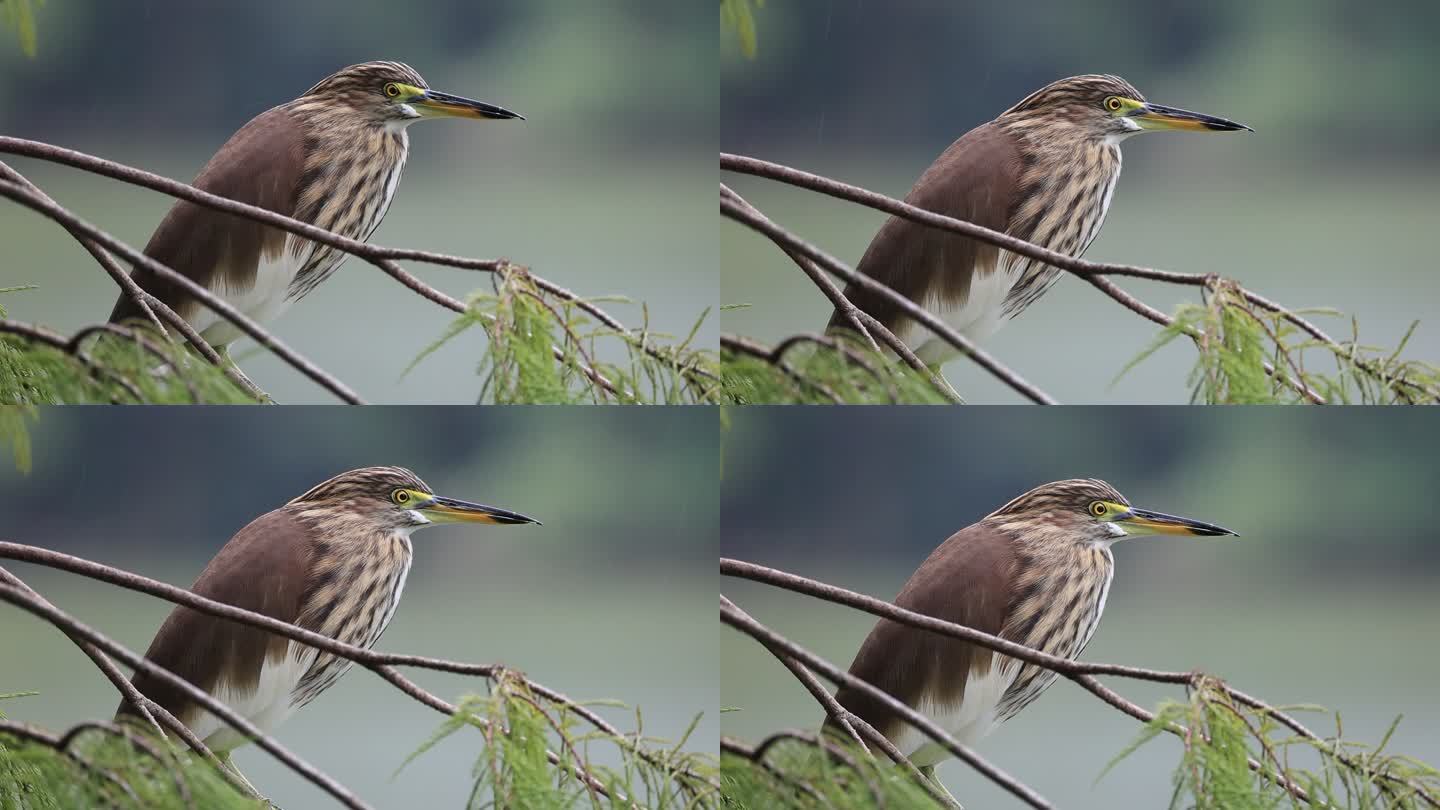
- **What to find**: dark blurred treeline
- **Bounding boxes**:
[721,408,1440,575]
[722,0,1440,156]
[0,0,709,147]
[0,408,717,564]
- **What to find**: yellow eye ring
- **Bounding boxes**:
[1090,501,1108,516]
[384,83,401,98]
[392,489,411,505]
[1105,96,1122,112]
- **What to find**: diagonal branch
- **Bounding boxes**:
[722,183,965,402]
[721,597,1055,809]
[0,540,714,799]
[0,136,715,393]
[722,152,1437,404]
[721,193,1058,404]
[723,558,1426,806]
[0,582,374,810]
[0,179,365,404]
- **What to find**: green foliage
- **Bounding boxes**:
[0,722,261,810]
[720,0,763,59]
[720,338,951,404]
[0,676,719,809]
[400,672,719,808]
[3,268,719,404]
[411,267,720,404]
[1108,677,1440,810]
[1120,280,1440,405]
[0,405,34,473]
[0,331,259,405]
[722,680,1440,808]
[721,735,943,810]
[0,0,41,57]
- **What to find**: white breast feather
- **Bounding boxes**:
[893,661,1018,768]
[913,256,1026,366]
[189,642,316,753]
[190,246,305,348]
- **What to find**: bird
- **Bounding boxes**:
[825,479,1235,786]
[108,61,522,375]
[115,466,539,793]
[827,75,1250,370]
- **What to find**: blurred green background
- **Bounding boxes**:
[722,1,1440,403]
[0,406,717,808]
[721,407,1440,808]
[0,1,715,403]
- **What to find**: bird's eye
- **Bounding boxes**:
[1104,96,1123,112]
[1090,501,1108,516]
[384,83,401,98]
[392,489,410,505]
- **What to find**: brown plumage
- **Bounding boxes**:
[116,466,539,764]
[826,479,1236,771]
[827,75,1248,367]
[109,61,521,352]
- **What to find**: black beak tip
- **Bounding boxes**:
[500,514,541,525]
[1207,120,1252,133]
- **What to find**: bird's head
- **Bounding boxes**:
[288,466,540,535]
[989,478,1237,547]
[299,61,524,129]
[1000,74,1250,144]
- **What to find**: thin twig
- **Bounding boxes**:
[721,183,877,352]
[0,583,374,810]
[0,567,163,738]
[722,334,843,403]
[723,153,1378,404]
[721,598,1055,810]
[720,194,1057,404]
[722,184,962,402]
[0,137,712,394]
[0,319,143,402]
[0,540,712,798]
[722,559,1325,804]
[0,179,365,404]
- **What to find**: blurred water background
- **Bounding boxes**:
[722,1,1440,403]
[0,1,715,403]
[721,407,1440,808]
[0,407,717,808]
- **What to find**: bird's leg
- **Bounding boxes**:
[913,339,967,403]
[921,365,966,404]
[216,347,274,404]
[218,752,280,808]
[919,765,964,809]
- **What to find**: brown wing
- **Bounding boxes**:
[109,106,307,329]
[116,509,313,727]
[827,122,1022,339]
[825,523,1017,742]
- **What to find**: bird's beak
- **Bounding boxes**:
[414,90,525,121]
[1116,507,1237,537]
[419,495,541,525]
[1131,102,1251,133]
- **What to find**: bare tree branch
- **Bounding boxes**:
[0,179,365,404]
[0,582,374,810]
[721,152,1436,404]
[721,334,843,403]
[0,136,715,396]
[720,558,1380,806]
[721,597,1055,809]
[0,540,715,800]
[720,193,1058,404]
[0,319,143,402]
